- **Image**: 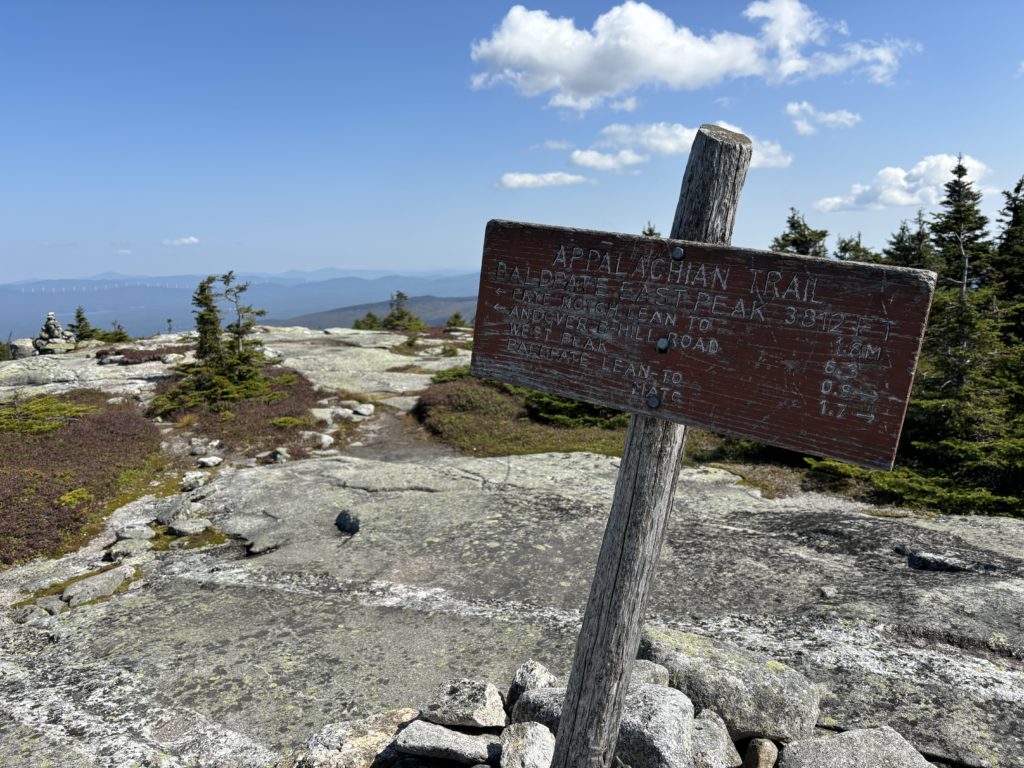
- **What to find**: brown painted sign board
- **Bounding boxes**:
[471,220,936,470]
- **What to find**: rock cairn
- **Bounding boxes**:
[14,311,77,357]
[282,640,932,768]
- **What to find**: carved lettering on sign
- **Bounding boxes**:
[471,220,936,469]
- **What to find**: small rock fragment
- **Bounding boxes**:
[115,524,156,541]
[616,685,694,768]
[353,403,375,417]
[500,722,554,768]
[12,605,49,624]
[422,678,507,729]
[292,708,418,768]
[36,596,66,615]
[743,738,778,768]
[106,539,154,562]
[197,456,223,468]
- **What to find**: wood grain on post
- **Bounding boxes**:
[550,124,753,768]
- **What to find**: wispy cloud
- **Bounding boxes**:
[499,172,594,189]
[541,139,573,150]
[784,101,861,135]
[815,153,990,212]
[471,0,916,112]
[570,148,648,171]
[162,235,200,246]
[598,120,792,169]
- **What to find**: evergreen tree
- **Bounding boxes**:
[67,306,94,340]
[446,311,468,328]
[353,312,384,330]
[771,208,829,258]
[993,175,1024,340]
[641,221,661,237]
[883,211,939,271]
[192,276,223,363]
[931,155,993,295]
[381,291,425,331]
[834,233,880,263]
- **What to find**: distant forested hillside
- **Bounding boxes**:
[271,295,477,329]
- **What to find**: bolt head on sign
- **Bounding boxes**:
[470,220,936,470]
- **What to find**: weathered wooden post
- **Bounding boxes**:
[547,124,751,768]
[471,124,935,768]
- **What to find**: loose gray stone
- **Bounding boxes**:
[692,710,742,768]
[12,605,49,623]
[510,688,564,733]
[743,739,778,768]
[300,430,336,450]
[272,447,291,464]
[353,403,375,417]
[640,628,819,742]
[500,722,554,768]
[197,455,223,468]
[36,596,66,616]
[180,471,207,492]
[291,707,418,768]
[630,659,670,687]
[777,726,931,768]
[10,338,36,359]
[507,660,559,713]
[161,353,185,364]
[169,518,212,537]
[106,539,154,562]
[616,685,694,768]
[422,678,507,729]
[61,565,134,607]
[394,719,501,765]
[115,524,156,541]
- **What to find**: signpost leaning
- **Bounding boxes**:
[470,124,936,768]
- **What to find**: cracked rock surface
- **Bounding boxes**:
[1,451,1022,767]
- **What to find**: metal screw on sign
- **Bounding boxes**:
[671,246,685,261]
[646,394,661,409]
[656,338,670,353]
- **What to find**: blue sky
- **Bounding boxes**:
[1,0,1022,282]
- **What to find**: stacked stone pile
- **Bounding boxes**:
[8,311,77,357]
[283,644,932,768]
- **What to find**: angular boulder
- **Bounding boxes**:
[777,725,931,768]
[394,719,500,765]
[422,678,507,729]
[616,684,694,768]
[290,708,418,768]
[61,565,135,608]
[692,710,742,768]
[506,660,559,713]
[500,722,555,768]
[640,627,819,742]
[510,688,564,733]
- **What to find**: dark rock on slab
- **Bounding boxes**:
[394,720,501,765]
[616,684,694,768]
[640,627,819,742]
[288,707,418,768]
[743,738,778,768]
[506,661,558,713]
[776,725,931,768]
[692,710,742,768]
[422,679,507,729]
[510,689,564,733]
[499,722,554,768]
[335,511,361,535]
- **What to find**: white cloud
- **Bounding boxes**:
[500,172,594,189]
[162,235,200,246]
[815,153,990,212]
[542,139,572,150]
[784,101,862,134]
[610,96,638,112]
[598,120,792,169]
[471,0,915,112]
[570,148,648,171]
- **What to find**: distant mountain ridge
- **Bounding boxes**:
[0,271,480,339]
[271,295,478,329]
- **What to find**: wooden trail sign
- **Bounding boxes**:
[470,125,933,768]
[472,222,935,469]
